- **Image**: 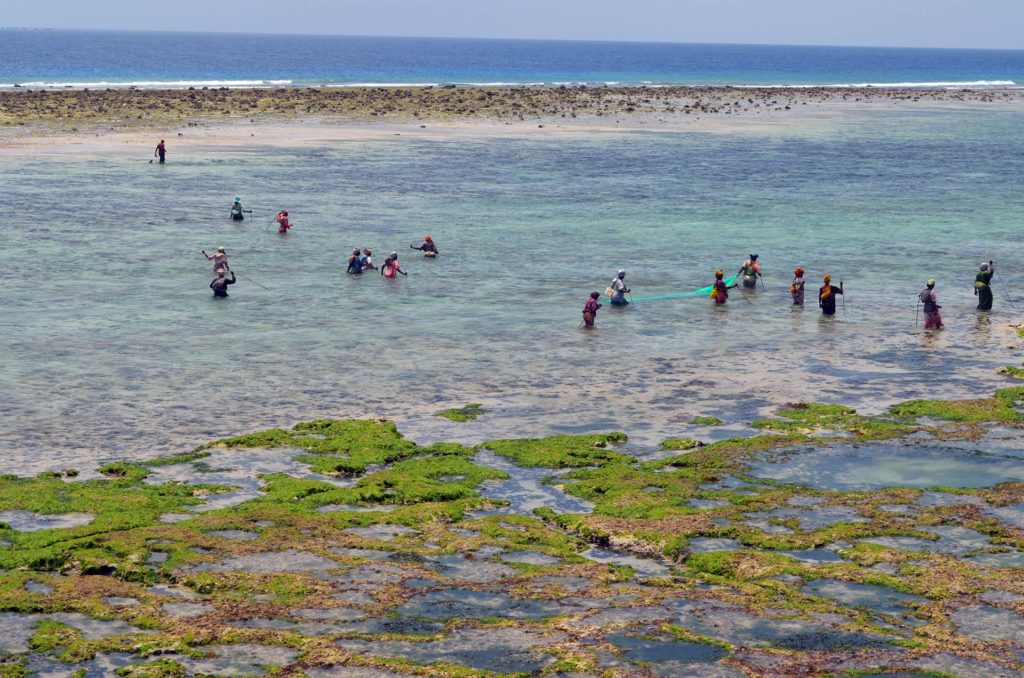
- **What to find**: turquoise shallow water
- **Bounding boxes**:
[1,106,1022,470]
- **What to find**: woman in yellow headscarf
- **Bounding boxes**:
[818,274,843,316]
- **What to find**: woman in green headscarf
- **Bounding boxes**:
[975,261,995,311]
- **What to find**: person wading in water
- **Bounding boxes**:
[582,291,602,328]
[154,139,166,164]
[210,270,237,297]
[919,279,943,330]
[818,274,844,316]
[975,261,995,311]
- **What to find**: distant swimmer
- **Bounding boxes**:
[154,139,166,164]
[975,261,995,311]
[790,267,805,306]
[381,251,407,279]
[608,269,630,306]
[203,246,229,274]
[919,279,943,329]
[738,253,762,289]
[210,270,237,298]
[360,248,377,271]
[230,197,247,222]
[710,269,736,305]
[582,291,602,328]
[410,235,438,257]
[276,210,292,234]
[818,274,844,316]
[346,248,364,274]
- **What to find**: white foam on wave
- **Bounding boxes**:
[736,80,1017,89]
[1,79,294,89]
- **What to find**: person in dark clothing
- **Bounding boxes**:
[818,274,843,316]
[346,248,364,274]
[410,235,438,255]
[975,261,995,311]
[210,270,236,297]
[155,140,166,164]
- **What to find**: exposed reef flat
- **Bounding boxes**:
[1,388,1023,676]
[2,84,1021,134]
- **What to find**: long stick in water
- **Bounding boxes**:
[842,286,847,316]
[735,285,752,305]
[238,272,269,290]
[996,270,1016,309]
[915,302,920,327]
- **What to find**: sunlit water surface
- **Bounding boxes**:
[2,106,1023,471]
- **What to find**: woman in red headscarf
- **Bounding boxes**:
[410,235,438,256]
[790,267,805,306]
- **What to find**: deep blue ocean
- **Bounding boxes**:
[2,29,1024,88]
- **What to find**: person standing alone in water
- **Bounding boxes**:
[609,269,630,306]
[790,267,805,306]
[230,197,246,222]
[410,235,438,256]
[154,139,166,164]
[975,261,995,311]
[919,279,943,329]
[276,210,292,234]
[582,291,602,328]
[818,274,843,316]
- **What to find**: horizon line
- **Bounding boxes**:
[1,26,1023,53]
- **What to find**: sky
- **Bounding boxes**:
[1,0,1022,50]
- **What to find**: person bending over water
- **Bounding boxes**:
[609,269,631,306]
[203,246,229,274]
[583,291,602,328]
[919,279,943,329]
[410,235,438,256]
[818,274,843,316]
[975,261,995,311]
[230,197,246,222]
[210,270,236,297]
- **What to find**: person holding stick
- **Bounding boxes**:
[919,279,943,330]
[975,261,995,311]
[203,246,229,274]
[210,269,237,298]
[818,274,844,316]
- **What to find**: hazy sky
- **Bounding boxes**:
[2,0,1022,50]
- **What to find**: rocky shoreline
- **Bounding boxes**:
[1,389,1023,675]
[1,84,1021,132]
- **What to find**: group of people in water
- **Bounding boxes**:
[583,254,1003,330]
[203,200,441,295]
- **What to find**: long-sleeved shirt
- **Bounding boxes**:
[210,273,236,297]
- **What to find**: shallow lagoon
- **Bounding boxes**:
[3,106,1024,469]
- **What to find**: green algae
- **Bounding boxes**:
[691,416,724,426]
[0,399,1022,676]
[481,432,629,468]
[114,659,186,677]
[996,365,1024,380]
[659,438,702,451]
[433,403,487,422]
[888,386,1024,423]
